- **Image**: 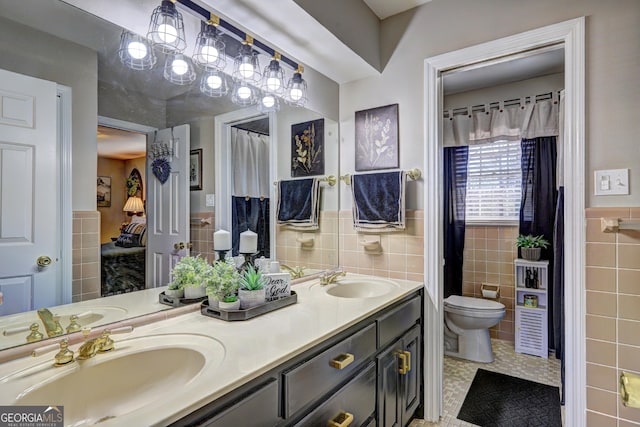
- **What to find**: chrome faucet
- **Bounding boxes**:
[37,308,64,338]
[319,270,346,286]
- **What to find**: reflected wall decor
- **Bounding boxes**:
[355,103,399,171]
[291,118,324,177]
[97,176,112,207]
[190,148,203,191]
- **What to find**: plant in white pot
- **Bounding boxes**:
[219,294,240,310]
[205,259,240,309]
[516,234,550,261]
[165,281,184,298]
[239,265,266,309]
[170,256,211,299]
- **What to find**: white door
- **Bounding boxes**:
[0,69,59,315]
[146,125,190,288]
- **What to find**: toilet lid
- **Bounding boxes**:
[444,295,504,310]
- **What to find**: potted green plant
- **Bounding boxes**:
[204,259,240,308]
[219,294,240,310]
[239,265,266,309]
[165,281,184,298]
[516,234,550,261]
[169,256,210,299]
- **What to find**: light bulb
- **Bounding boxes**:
[200,45,219,63]
[262,95,275,108]
[239,62,254,79]
[206,75,222,89]
[171,58,189,75]
[266,77,281,91]
[157,23,177,43]
[290,88,303,101]
[237,86,252,99]
[127,41,148,59]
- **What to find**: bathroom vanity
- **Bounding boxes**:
[0,275,423,427]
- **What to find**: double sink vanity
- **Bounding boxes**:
[0,274,423,426]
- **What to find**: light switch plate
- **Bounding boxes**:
[594,169,629,196]
[206,194,215,207]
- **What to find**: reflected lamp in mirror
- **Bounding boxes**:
[123,196,145,215]
[118,31,157,71]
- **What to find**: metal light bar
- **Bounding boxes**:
[175,0,300,70]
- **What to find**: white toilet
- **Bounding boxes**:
[443,295,506,363]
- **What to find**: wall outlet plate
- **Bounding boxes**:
[206,194,215,207]
[594,169,629,196]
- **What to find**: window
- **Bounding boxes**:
[465,140,521,223]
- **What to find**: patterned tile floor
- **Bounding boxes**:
[409,339,563,427]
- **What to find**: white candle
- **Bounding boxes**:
[213,229,231,251]
[239,230,258,254]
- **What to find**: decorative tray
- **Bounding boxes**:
[159,292,207,307]
[200,291,298,321]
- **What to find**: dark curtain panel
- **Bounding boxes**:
[519,136,557,346]
[553,187,565,404]
[231,196,270,258]
[443,146,469,298]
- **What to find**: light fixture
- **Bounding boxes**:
[232,35,261,84]
[163,52,196,85]
[147,0,187,53]
[192,16,226,70]
[200,69,228,97]
[118,31,157,70]
[123,196,145,214]
[286,65,308,107]
[258,93,280,113]
[261,52,285,97]
[231,80,258,106]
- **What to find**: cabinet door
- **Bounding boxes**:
[400,325,421,425]
[377,339,402,427]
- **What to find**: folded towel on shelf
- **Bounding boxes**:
[276,178,320,230]
[351,171,406,231]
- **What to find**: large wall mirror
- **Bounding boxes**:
[0,0,339,352]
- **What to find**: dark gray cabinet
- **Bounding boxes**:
[173,291,423,427]
[377,325,421,427]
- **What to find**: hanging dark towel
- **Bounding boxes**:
[276,178,320,230]
[351,171,406,231]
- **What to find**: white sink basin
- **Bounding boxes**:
[1,334,225,426]
[320,278,399,299]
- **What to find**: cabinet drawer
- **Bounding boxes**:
[377,296,421,349]
[295,362,377,426]
[201,378,280,427]
[284,322,376,418]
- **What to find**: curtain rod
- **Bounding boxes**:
[444,90,561,118]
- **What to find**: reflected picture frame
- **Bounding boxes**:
[190,149,203,191]
[97,176,112,207]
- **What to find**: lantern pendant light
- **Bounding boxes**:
[192,15,226,71]
[286,65,308,107]
[118,31,157,71]
[232,35,261,84]
[147,0,187,53]
[163,52,196,85]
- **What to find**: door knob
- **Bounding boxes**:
[174,242,185,250]
[36,256,52,268]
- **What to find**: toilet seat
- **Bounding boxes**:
[444,295,505,318]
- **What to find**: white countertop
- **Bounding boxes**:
[0,275,423,426]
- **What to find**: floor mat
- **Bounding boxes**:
[457,368,562,427]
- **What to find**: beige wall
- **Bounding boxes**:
[585,207,640,426]
[340,0,640,208]
[97,158,127,243]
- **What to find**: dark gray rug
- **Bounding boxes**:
[457,369,562,427]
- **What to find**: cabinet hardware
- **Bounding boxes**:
[398,352,408,375]
[403,350,411,372]
[329,353,354,370]
[327,411,353,427]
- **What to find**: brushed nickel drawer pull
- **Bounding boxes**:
[329,353,354,369]
[327,411,353,427]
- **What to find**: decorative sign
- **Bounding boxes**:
[264,273,291,302]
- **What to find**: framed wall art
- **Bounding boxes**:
[291,118,325,177]
[97,176,112,207]
[355,103,399,171]
[190,148,203,191]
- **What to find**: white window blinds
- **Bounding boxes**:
[465,140,522,222]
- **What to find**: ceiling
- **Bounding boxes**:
[98,126,147,160]
[363,0,432,19]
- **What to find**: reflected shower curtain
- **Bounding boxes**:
[443,146,469,298]
[231,128,270,257]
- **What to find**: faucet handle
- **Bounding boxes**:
[26,323,44,343]
[66,315,82,333]
[32,338,75,366]
[98,326,134,353]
